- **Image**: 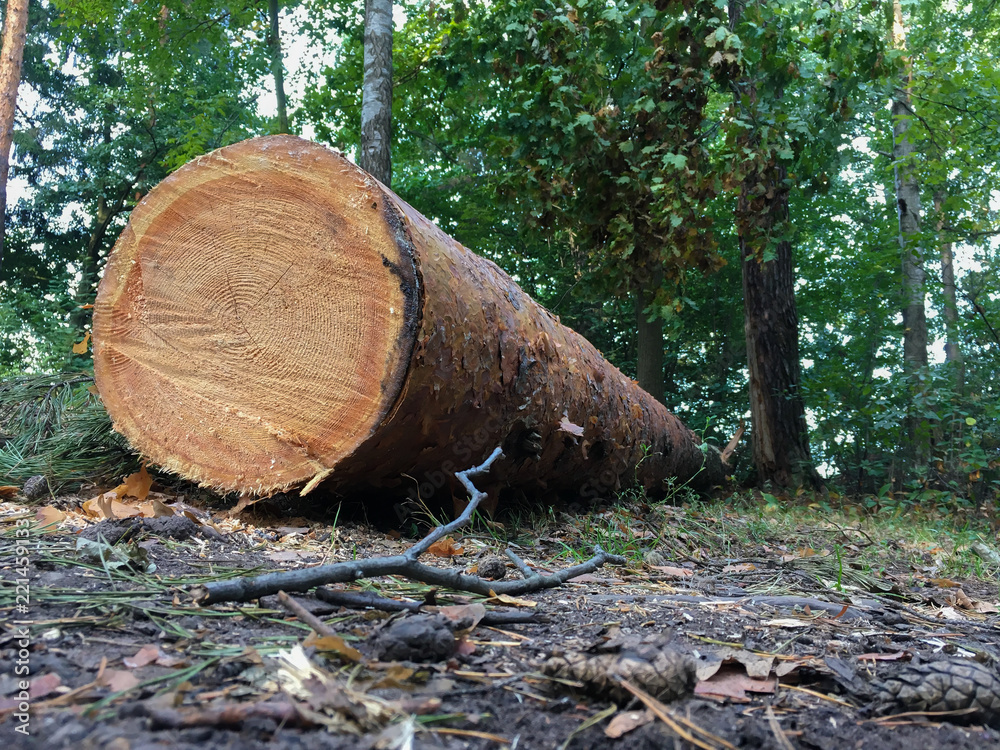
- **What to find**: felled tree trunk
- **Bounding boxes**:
[93,136,723,503]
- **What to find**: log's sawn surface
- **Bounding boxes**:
[93,135,723,500]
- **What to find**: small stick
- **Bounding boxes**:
[277,590,337,637]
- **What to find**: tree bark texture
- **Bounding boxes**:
[737,163,815,489]
[267,0,289,134]
[635,279,665,405]
[891,1,927,375]
[92,136,723,502]
[359,0,392,186]
[0,0,29,275]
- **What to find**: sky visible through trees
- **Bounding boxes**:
[1,0,999,505]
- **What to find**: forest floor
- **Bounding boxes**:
[2,485,1000,749]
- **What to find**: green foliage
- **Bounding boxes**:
[1,0,998,507]
[0,374,137,488]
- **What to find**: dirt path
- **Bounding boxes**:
[2,497,1000,749]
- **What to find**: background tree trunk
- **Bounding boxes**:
[738,163,815,488]
[0,0,29,275]
[635,275,665,404]
[267,0,289,133]
[727,0,816,489]
[359,0,392,185]
[890,0,930,469]
[92,136,724,502]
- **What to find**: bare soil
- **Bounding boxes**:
[2,495,1000,749]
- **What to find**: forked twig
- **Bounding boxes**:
[191,447,625,605]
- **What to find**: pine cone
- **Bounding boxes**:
[877,660,1000,727]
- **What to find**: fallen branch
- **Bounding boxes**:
[191,448,625,605]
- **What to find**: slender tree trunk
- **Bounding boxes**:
[359,0,392,185]
[726,0,815,489]
[635,275,664,404]
[267,0,289,133]
[890,0,929,468]
[0,0,29,275]
[934,191,963,393]
[738,163,815,488]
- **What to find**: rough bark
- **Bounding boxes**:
[92,135,724,503]
[635,277,665,405]
[267,0,289,134]
[0,0,29,275]
[359,0,392,186]
[727,0,815,489]
[738,163,815,489]
[934,191,963,393]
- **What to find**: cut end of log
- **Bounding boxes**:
[93,136,419,493]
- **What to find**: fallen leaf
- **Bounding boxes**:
[99,669,140,692]
[857,651,909,662]
[973,600,999,614]
[0,486,19,499]
[29,673,63,699]
[371,665,415,689]
[72,331,91,354]
[438,603,488,628]
[304,633,363,663]
[722,563,756,573]
[650,565,693,578]
[82,492,143,520]
[695,665,776,702]
[124,644,162,669]
[482,593,537,608]
[935,606,965,620]
[454,636,477,656]
[605,709,653,738]
[948,589,975,609]
[35,506,66,530]
[928,577,961,588]
[116,465,153,501]
[427,537,464,557]
[762,618,811,629]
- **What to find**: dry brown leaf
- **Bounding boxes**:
[948,589,975,609]
[482,593,537,608]
[650,565,693,578]
[427,537,464,557]
[304,633,363,663]
[72,331,91,354]
[722,563,756,573]
[28,673,63,700]
[124,644,162,669]
[35,506,66,531]
[694,665,776,702]
[857,651,909,662]
[605,709,653,738]
[118,464,153,501]
[972,600,999,614]
[99,669,140,692]
[0,486,19,499]
[82,492,142,520]
[438,603,487,628]
[928,577,962,588]
[762,618,811,629]
[371,665,416,690]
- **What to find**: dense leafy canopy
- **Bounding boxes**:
[2,0,999,504]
